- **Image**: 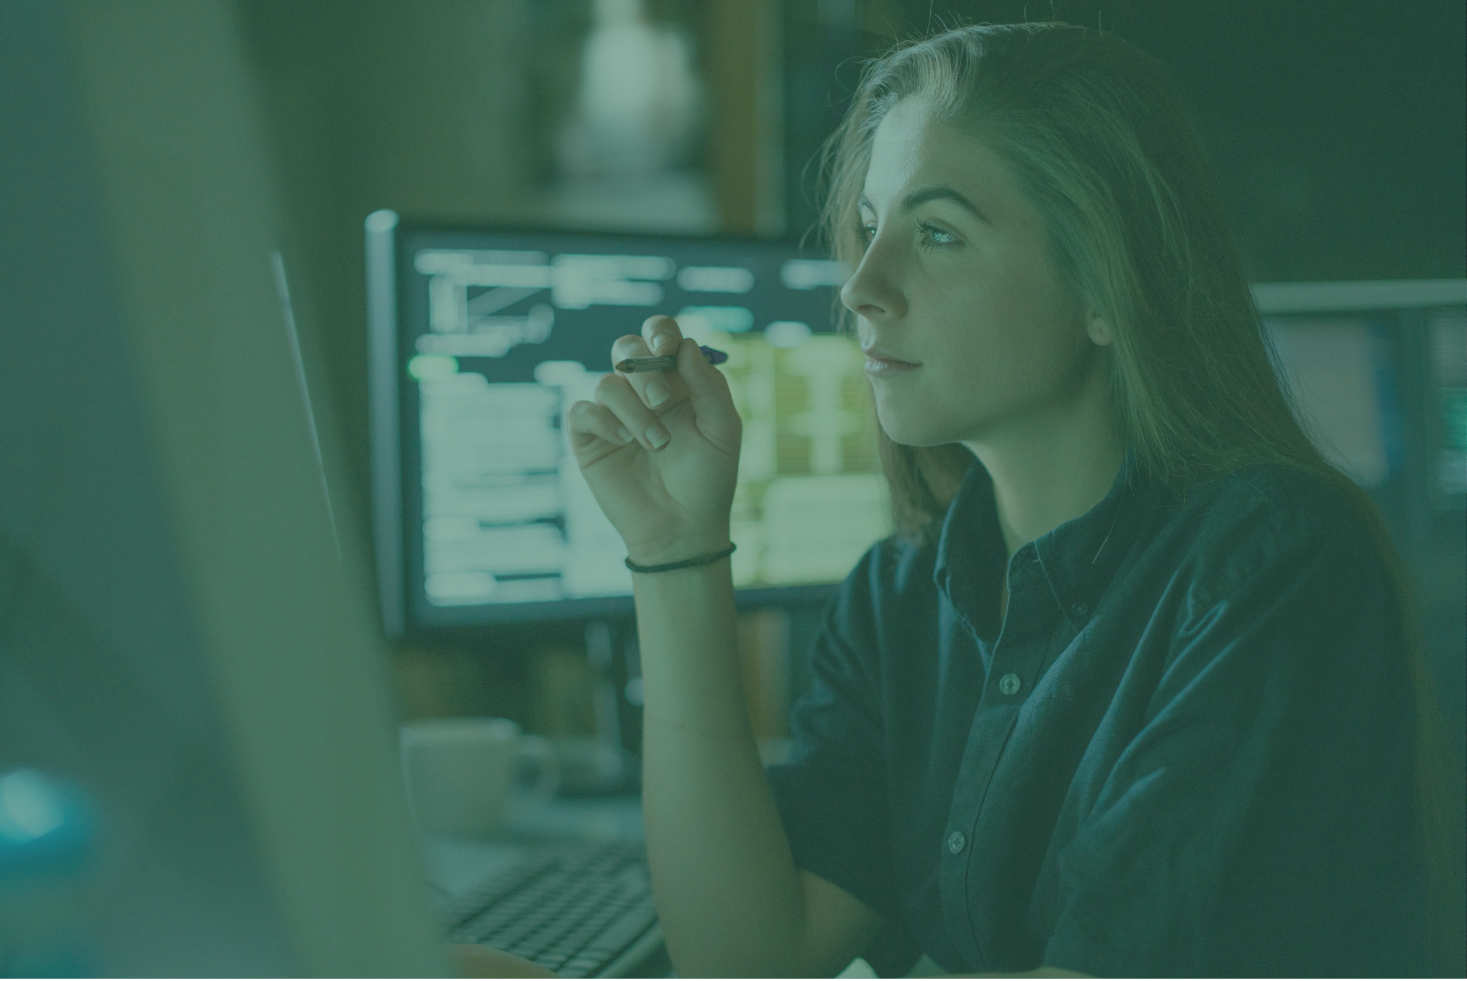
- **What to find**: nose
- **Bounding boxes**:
[839,236,907,322]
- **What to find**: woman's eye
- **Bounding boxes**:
[919,222,958,248]
[856,220,956,250]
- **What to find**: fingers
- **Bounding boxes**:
[612,314,688,410]
[639,316,683,407]
[610,334,661,406]
[566,398,635,450]
[642,314,683,356]
[583,316,737,459]
[594,372,672,451]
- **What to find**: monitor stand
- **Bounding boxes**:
[555,619,639,797]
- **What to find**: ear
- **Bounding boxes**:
[1085,308,1113,347]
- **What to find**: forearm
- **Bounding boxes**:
[634,559,814,977]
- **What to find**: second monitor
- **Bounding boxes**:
[368,215,889,635]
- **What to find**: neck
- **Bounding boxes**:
[962,363,1124,561]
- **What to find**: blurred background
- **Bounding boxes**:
[232,0,1465,776]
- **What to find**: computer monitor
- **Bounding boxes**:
[1256,280,1467,507]
[1,4,444,974]
[368,216,889,636]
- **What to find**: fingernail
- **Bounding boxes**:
[652,333,675,354]
[616,426,634,444]
[646,423,670,449]
[645,379,670,406]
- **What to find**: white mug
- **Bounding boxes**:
[399,717,558,838]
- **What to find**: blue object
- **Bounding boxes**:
[0,769,97,977]
[0,770,95,879]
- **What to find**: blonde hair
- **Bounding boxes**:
[819,22,1462,972]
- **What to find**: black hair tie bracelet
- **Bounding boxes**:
[625,543,736,574]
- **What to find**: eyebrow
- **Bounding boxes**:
[859,186,989,223]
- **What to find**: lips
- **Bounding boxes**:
[862,345,921,374]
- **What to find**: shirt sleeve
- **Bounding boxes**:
[1043,497,1427,977]
[765,543,901,920]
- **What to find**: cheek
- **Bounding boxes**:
[925,285,1089,411]
[923,291,1029,387]
[973,274,1086,378]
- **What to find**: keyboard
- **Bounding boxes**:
[443,842,660,978]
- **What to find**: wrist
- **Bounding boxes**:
[625,530,732,569]
[626,542,735,574]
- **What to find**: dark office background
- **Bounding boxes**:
[235,1,1464,769]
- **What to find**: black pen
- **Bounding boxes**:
[616,344,728,373]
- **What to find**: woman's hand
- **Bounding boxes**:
[565,315,742,566]
[451,943,559,977]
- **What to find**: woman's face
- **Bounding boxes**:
[841,97,1107,449]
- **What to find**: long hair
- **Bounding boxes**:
[819,22,1462,972]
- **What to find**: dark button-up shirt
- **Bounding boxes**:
[766,454,1427,976]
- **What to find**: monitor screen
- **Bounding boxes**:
[368,214,890,634]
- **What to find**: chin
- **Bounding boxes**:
[874,402,965,449]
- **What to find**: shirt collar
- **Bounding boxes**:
[932,447,1157,633]
[931,458,1004,635]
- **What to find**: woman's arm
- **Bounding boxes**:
[566,315,883,976]
[635,542,883,977]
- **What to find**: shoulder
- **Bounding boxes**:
[1182,462,1372,546]
[1163,462,1383,610]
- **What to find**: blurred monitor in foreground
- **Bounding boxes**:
[368,217,889,634]
[0,2,443,975]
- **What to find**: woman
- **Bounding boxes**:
[565,22,1457,978]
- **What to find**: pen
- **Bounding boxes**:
[616,345,728,373]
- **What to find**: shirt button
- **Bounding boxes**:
[998,673,1022,696]
[1070,602,1089,618]
[947,831,966,854]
